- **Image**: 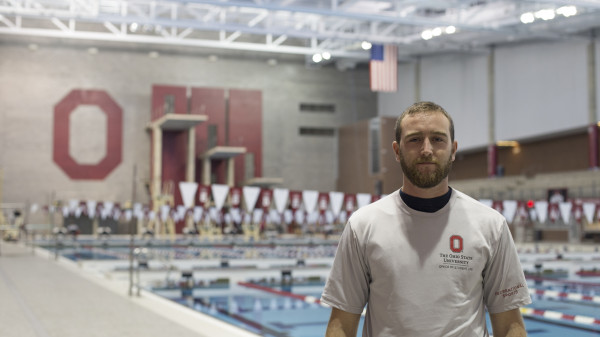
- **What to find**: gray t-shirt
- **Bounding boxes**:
[321,189,531,337]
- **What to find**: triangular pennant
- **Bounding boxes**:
[502,200,517,223]
[193,206,204,223]
[179,182,198,208]
[68,199,79,211]
[261,189,273,210]
[160,205,170,222]
[329,192,345,218]
[230,187,242,208]
[211,184,230,211]
[273,188,290,214]
[302,190,319,213]
[252,209,264,223]
[317,193,330,212]
[243,186,261,212]
[356,193,372,209]
[583,202,596,224]
[124,210,132,222]
[535,201,548,224]
[74,207,82,218]
[559,202,572,224]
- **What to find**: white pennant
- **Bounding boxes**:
[112,208,121,221]
[273,188,290,214]
[179,182,198,209]
[176,205,187,220]
[87,200,97,218]
[583,203,596,224]
[193,206,203,223]
[559,202,572,224]
[160,205,170,222]
[535,201,548,224]
[329,192,345,218]
[243,186,261,212]
[68,199,79,211]
[356,193,372,209]
[502,200,517,223]
[103,202,114,219]
[295,209,305,223]
[302,190,319,213]
[252,209,264,223]
[74,207,82,218]
[124,210,132,222]
[478,199,493,209]
[211,184,230,211]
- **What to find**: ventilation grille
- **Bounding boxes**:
[299,103,335,113]
[299,127,335,137]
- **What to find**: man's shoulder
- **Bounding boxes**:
[348,192,399,225]
[452,189,507,223]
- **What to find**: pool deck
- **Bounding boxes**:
[0,242,258,337]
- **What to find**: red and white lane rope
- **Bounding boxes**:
[237,282,326,306]
[520,307,600,326]
[529,288,600,304]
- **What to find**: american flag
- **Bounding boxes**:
[369,44,398,92]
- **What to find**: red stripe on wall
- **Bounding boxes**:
[229,89,262,185]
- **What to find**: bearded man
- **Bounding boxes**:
[321,101,531,337]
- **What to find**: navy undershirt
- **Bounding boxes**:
[400,187,453,213]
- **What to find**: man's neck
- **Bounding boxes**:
[400,179,450,199]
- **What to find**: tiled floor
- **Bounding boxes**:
[0,242,252,337]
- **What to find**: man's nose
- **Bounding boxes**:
[421,138,433,155]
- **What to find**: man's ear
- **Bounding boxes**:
[451,141,458,162]
[392,141,401,162]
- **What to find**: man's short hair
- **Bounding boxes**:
[394,101,455,143]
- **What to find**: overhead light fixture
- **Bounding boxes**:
[312,53,323,63]
[496,140,519,147]
[556,6,577,17]
[322,52,331,60]
[445,26,456,34]
[421,29,433,40]
[534,9,555,21]
[129,22,139,33]
[431,27,442,37]
[497,140,521,154]
[520,12,535,24]
[361,41,372,50]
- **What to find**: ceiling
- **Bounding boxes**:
[1,0,600,67]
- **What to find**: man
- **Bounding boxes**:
[321,102,531,337]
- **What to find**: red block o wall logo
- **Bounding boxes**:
[53,90,122,180]
[450,235,463,253]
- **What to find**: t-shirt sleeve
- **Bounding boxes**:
[483,220,532,314]
[320,221,370,314]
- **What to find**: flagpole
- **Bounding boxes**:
[129,164,137,297]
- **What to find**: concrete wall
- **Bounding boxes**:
[0,38,376,205]
[378,38,600,152]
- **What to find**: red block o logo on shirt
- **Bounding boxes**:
[53,90,122,180]
[450,235,463,253]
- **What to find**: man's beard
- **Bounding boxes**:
[399,151,453,189]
